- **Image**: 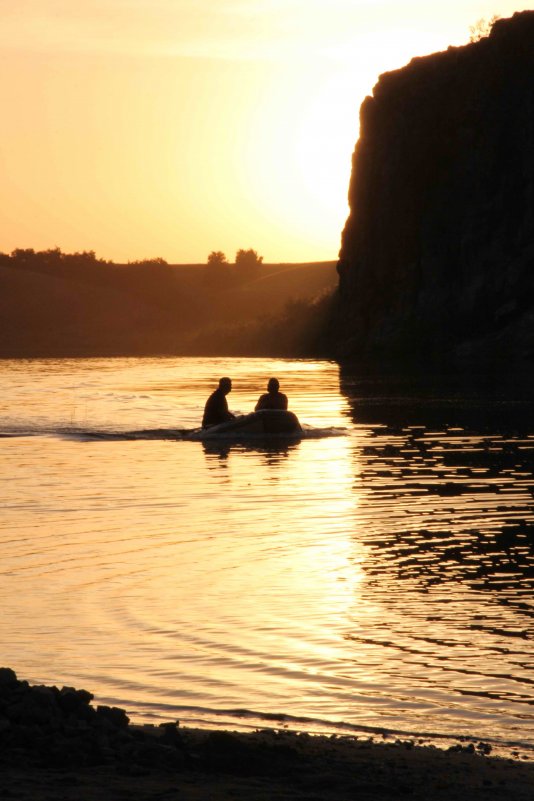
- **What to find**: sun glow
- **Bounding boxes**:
[0,1,532,262]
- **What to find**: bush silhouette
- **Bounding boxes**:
[207,251,228,266]
[235,249,263,268]
[469,15,500,42]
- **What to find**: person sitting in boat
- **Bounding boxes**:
[202,377,235,428]
[255,377,288,411]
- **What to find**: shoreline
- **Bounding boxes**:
[1,670,533,800]
[111,705,534,764]
[2,725,534,801]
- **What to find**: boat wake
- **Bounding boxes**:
[72,423,345,443]
[0,423,346,443]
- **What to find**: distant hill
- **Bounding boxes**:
[0,254,337,358]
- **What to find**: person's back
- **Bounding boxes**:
[202,377,234,428]
[255,377,288,412]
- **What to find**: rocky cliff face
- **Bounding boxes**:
[335,11,534,367]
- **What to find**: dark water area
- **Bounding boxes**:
[341,368,534,429]
[338,367,534,749]
[340,367,534,595]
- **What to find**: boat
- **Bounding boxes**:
[194,409,302,439]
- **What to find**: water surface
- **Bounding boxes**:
[1,357,532,754]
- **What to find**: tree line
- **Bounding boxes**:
[0,247,171,269]
[1,246,264,270]
[207,249,263,268]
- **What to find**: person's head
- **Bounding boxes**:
[219,376,232,394]
[267,377,279,393]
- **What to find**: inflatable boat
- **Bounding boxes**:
[197,409,302,439]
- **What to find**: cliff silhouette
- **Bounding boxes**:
[335,11,534,368]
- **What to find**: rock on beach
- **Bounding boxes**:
[1,668,533,800]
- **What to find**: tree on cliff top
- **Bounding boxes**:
[469,15,500,42]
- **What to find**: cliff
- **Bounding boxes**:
[335,11,534,368]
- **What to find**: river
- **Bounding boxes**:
[1,357,532,754]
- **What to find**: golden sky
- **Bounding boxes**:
[0,1,530,263]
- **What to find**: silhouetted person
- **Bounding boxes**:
[255,378,288,411]
[202,377,235,428]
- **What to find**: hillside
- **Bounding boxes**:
[0,255,337,358]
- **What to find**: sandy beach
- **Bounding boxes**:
[1,669,533,801]
[2,726,534,801]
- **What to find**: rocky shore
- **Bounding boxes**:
[1,669,533,800]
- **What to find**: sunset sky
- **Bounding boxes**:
[0,1,531,264]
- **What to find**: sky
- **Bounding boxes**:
[0,1,531,264]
